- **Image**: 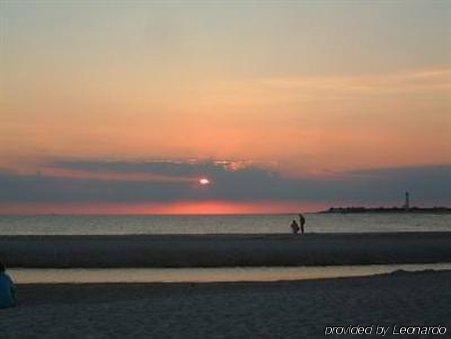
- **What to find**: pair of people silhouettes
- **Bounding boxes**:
[291,213,305,235]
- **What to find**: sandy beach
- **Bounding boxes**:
[0,270,449,337]
[1,232,450,268]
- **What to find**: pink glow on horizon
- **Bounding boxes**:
[0,201,324,215]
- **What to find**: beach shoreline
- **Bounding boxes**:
[1,232,450,268]
[1,270,450,337]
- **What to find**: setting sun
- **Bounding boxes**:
[199,178,210,186]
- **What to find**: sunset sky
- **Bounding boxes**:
[1,1,450,214]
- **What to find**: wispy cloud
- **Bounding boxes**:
[207,68,451,105]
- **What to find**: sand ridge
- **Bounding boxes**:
[1,232,450,268]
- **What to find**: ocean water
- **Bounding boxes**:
[0,213,450,235]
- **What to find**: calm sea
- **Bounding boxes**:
[0,213,450,235]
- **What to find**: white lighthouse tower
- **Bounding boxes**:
[403,191,410,210]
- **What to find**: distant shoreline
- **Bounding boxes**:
[320,207,451,214]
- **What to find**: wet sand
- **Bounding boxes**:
[1,232,450,268]
[1,270,450,337]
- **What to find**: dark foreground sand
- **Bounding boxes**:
[1,271,450,338]
[1,232,451,267]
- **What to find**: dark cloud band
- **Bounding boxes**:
[0,160,450,206]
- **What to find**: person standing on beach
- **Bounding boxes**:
[299,213,306,234]
[0,261,16,309]
[290,220,300,234]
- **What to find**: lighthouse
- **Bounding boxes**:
[403,191,410,210]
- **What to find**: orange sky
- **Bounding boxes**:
[0,2,450,213]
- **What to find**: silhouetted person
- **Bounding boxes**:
[0,261,16,309]
[299,213,306,234]
[290,220,300,234]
